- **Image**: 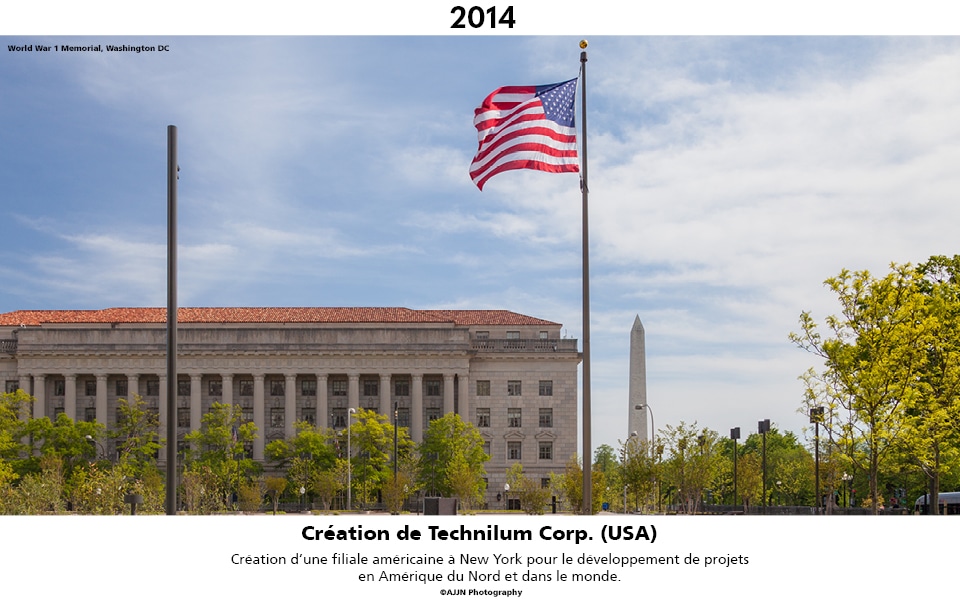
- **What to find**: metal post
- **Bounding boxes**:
[810,407,824,514]
[347,407,355,511]
[165,125,178,516]
[730,427,740,507]
[759,419,770,513]
[579,40,592,515]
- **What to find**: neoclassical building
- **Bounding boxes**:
[0,307,580,502]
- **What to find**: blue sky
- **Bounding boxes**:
[3,33,960,454]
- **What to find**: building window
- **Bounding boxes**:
[331,407,347,428]
[539,380,553,396]
[239,379,253,396]
[241,406,254,423]
[541,478,551,489]
[271,407,284,429]
[539,408,553,428]
[84,406,96,422]
[331,380,347,397]
[53,406,65,417]
[5,380,18,393]
[483,441,491,457]
[475,331,489,339]
[270,379,284,396]
[177,408,190,428]
[115,379,127,397]
[507,380,522,396]
[506,331,520,339]
[507,441,522,460]
[507,407,521,428]
[301,408,316,425]
[425,379,441,397]
[394,379,410,397]
[177,379,190,396]
[85,380,97,396]
[362,379,379,396]
[476,407,490,428]
[476,380,490,396]
[208,379,222,396]
[53,379,65,396]
[301,379,316,396]
[539,441,553,460]
[397,407,410,428]
[539,331,549,340]
[426,406,441,422]
[146,379,159,396]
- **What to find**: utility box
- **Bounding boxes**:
[423,497,458,515]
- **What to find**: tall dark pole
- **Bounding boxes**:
[810,407,823,514]
[730,427,740,507]
[759,419,769,513]
[165,125,178,515]
[579,40,592,515]
[393,401,399,479]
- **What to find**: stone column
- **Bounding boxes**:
[316,374,328,429]
[32,374,45,419]
[126,374,139,402]
[458,373,470,422]
[379,374,392,417]
[64,374,77,421]
[285,374,297,439]
[221,374,234,408]
[411,374,423,443]
[190,374,203,433]
[18,375,31,421]
[443,373,455,416]
[158,375,168,442]
[347,374,360,412]
[253,374,265,460]
[96,374,108,425]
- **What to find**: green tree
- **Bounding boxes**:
[417,413,488,500]
[265,420,337,507]
[619,437,658,513]
[553,454,604,514]
[740,427,815,507]
[346,408,414,508]
[110,395,162,472]
[792,264,933,513]
[660,422,723,513]
[506,463,552,515]
[183,402,259,508]
[265,476,287,514]
[899,255,960,510]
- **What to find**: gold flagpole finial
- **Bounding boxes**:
[579,39,588,49]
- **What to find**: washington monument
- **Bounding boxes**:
[628,315,649,442]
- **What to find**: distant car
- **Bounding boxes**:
[914,491,960,515]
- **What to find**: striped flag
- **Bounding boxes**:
[470,78,579,190]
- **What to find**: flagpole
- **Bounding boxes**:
[578,41,592,515]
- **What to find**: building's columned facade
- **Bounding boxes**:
[0,307,580,504]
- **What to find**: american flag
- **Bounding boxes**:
[470,78,579,190]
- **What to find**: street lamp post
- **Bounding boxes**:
[809,407,824,514]
[758,419,770,513]
[347,407,356,511]
[85,434,106,461]
[393,401,399,480]
[841,472,852,509]
[729,427,740,507]
[639,403,657,512]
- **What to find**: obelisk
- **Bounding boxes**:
[628,315,649,442]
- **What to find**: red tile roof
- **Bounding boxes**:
[0,307,559,327]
